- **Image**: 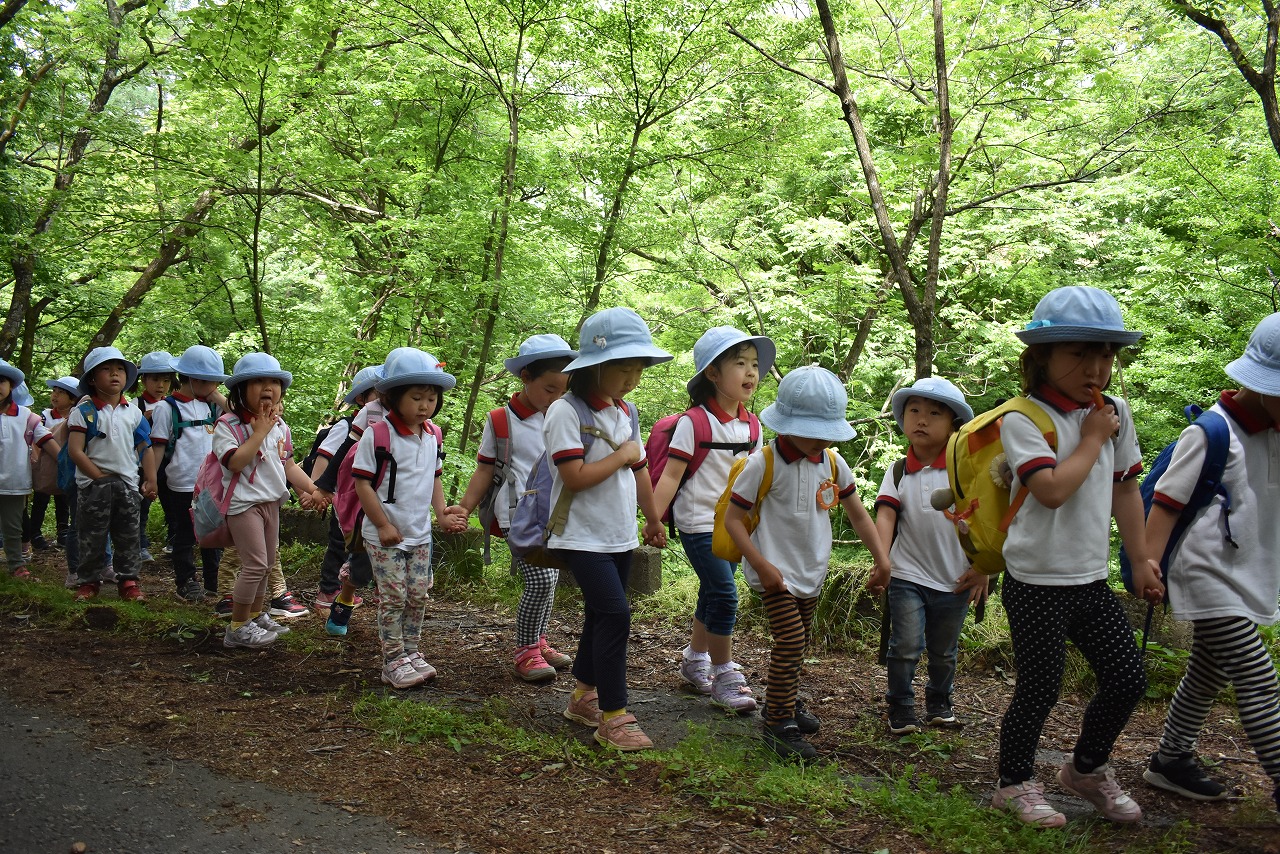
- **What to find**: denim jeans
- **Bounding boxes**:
[885,577,969,711]
[678,530,739,636]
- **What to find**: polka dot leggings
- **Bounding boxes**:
[998,575,1146,785]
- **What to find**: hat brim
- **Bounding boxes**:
[0,365,24,387]
[46,379,81,396]
[179,372,229,383]
[760,403,856,443]
[1014,326,1143,346]
[226,370,292,391]
[685,336,777,396]
[1225,357,1280,396]
[504,348,579,375]
[890,388,974,430]
[564,347,673,373]
[79,361,138,396]
[342,378,382,404]
[375,371,457,392]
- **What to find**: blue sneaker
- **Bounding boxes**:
[140,549,155,563]
[327,600,353,636]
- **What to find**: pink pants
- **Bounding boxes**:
[227,502,280,606]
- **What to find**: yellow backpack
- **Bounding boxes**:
[711,445,837,563]
[943,398,1057,575]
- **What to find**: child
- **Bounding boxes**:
[149,345,228,602]
[136,350,176,563]
[551,307,670,750]
[723,366,891,760]
[987,286,1163,828]
[1142,312,1280,811]
[215,353,326,649]
[68,347,158,601]
[0,363,58,578]
[310,364,382,613]
[652,326,774,712]
[354,348,461,688]
[871,377,976,734]
[27,377,77,556]
[445,334,577,682]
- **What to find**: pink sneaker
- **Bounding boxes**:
[1057,761,1143,823]
[992,780,1067,828]
[594,713,653,751]
[563,690,601,727]
[709,668,758,713]
[538,636,572,670]
[513,644,556,682]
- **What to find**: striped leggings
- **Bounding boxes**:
[761,591,818,725]
[514,556,558,648]
[1158,616,1280,783]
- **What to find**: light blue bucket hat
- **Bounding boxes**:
[171,345,229,383]
[342,365,385,404]
[1226,312,1280,396]
[139,351,176,374]
[12,382,32,407]
[891,376,973,431]
[504,334,578,375]
[1014,286,1143,346]
[375,348,456,392]
[0,358,23,388]
[563,307,672,372]
[761,365,856,442]
[686,326,776,396]
[226,352,292,391]
[80,347,138,395]
[47,376,81,397]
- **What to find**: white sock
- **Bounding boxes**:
[712,661,738,677]
[683,646,710,662]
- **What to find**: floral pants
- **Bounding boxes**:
[368,543,434,663]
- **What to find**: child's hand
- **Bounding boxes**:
[439,512,467,534]
[315,489,335,507]
[1081,402,1119,443]
[1136,558,1166,605]
[954,567,990,605]
[865,563,890,596]
[617,440,642,467]
[250,407,277,436]
[376,522,403,547]
[443,504,469,522]
[756,560,788,595]
[642,519,666,548]
[140,479,158,501]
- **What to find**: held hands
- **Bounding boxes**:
[140,478,158,501]
[439,509,468,534]
[865,563,890,596]
[1134,558,1166,605]
[642,518,666,549]
[953,566,991,606]
[300,490,329,511]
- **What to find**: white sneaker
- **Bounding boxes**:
[406,652,437,681]
[253,613,290,635]
[223,621,278,649]
[381,655,425,689]
[992,780,1067,828]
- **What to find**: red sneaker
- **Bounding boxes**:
[118,580,146,602]
[74,582,101,602]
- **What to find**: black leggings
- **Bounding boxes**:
[998,575,1146,784]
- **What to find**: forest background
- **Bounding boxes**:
[3,0,1278,502]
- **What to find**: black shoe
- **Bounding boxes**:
[177,580,206,602]
[762,719,817,760]
[1143,752,1228,801]
[926,706,963,729]
[31,536,50,551]
[888,707,923,735]
[761,700,821,734]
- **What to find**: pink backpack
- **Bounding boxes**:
[646,406,760,527]
[190,414,292,548]
[332,420,442,550]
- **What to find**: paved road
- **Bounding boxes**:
[0,696,459,854]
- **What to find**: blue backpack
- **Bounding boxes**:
[56,400,100,491]
[1119,404,1236,600]
[507,394,639,569]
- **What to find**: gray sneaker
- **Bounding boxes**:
[679,655,713,694]
[381,655,425,689]
[253,613,290,635]
[223,620,278,649]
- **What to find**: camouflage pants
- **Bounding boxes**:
[76,477,142,583]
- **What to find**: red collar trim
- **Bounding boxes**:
[140,392,162,404]
[172,392,196,403]
[1221,390,1273,434]
[1034,384,1085,412]
[2,402,17,416]
[386,411,417,436]
[706,397,750,425]
[904,446,947,474]
[234,406,258,423]
[509,393,538,420]
[52,407,68,420]
[92,395,126,410]
[776,435,825,464]
[583,392,628,414]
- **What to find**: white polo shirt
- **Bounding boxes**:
[1001,387,1142,585]
[0,403,53,495]
[544,393,643,554]
[352,400,387,436]
[68,396,149,489]
[876,448,969,592]
[315,415,354,461]
[150,395,217,492]
[353,413,441,549]
[211,412,293,516]
[1154,392,1280,625]
[669,401,762,534]
[731,437,858,599]
[476,395,546,531]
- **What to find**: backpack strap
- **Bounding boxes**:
[1185,407,1237,549]
[478,406,515,563]
[77,400,101,442]
[369,419,397,504]
[545,394,625,540]
[23,410,41,447]
[996,398,1058,535]
[891,457,906,489]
